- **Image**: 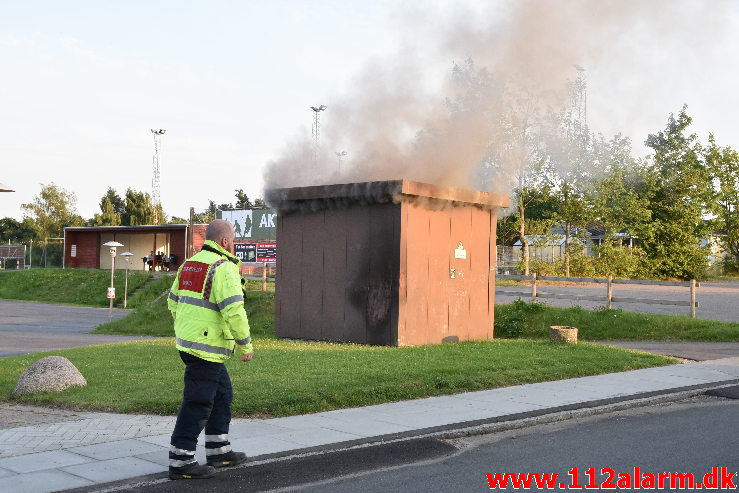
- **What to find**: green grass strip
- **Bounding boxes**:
[0,269,152,307]
[0,338,673,417]
[494,300,739,341]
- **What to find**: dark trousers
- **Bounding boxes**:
[171,351,233,452]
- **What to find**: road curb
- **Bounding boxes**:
[65,378,739,493]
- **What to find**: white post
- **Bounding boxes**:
[607,275,613,310]
[124,258,129,309]
[121,252,134,309]
[690,279,697,318]
[103,241,123,322]
[109,258,115,320]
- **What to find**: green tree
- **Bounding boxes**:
[189,200,219,224]
[642,106,712,279]
[704,135,739,270]
[447,58,550,275]
[541,112,596,277]
[122,189,156,226]
[0,217,36,243]
[91,187,124,226]
[234,189,253,209]
[590,135,653,238]
[21,183,84,238]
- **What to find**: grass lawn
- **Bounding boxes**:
[95,289,739,343]
[494,300,739,341]
[93,290,276,337]
[0,268,152,307]
[0,338,673,417]
[4,275,734,417]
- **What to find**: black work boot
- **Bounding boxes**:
[206,450,248,468]
[168,462,216,480]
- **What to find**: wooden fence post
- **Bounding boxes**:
[531,273,537,301]
[690,279,697,318]
[607,275,613,310]
[262,262,267,292]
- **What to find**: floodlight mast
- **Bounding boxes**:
[151,129,166,224]
[310,105,327,163]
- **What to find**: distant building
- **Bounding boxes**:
[63,224,206,271]
[702,230,728,265]
[586,227,638,255]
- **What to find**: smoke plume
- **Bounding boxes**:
[263,0,728,197]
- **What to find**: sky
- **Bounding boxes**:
[1,0,738,222]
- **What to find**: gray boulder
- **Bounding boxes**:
[12,356,87,397]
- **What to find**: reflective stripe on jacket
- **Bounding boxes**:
[168,240,253,362]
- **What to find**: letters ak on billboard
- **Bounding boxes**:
[219,209,277,239]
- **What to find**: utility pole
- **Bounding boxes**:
[151,129,166,224]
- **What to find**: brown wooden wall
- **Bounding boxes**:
[169,229,187,266]
[65,231,100,269]
[398,202,495,345]
[275,199,499,346]
[275,202,401,344]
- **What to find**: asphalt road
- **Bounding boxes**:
[496,280,739,322]
[0,299,153,357]
[108,395,738,492]
[599,341,739,361]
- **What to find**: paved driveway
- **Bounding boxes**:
[598,341,739,361]
[0,300,155,357]
[496,281,739,322]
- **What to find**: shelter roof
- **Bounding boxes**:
[265,179,509,213]
[64,224,203,233]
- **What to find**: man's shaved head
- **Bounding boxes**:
[206,220,235,242]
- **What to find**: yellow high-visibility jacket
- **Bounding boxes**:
[168,240,252,362]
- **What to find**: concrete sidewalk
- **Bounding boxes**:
[0,357,738,493]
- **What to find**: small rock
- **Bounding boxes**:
[12,356,87,397]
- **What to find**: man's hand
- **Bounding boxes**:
[241,352,254,362]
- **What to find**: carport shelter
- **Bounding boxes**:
[63,224,206,271]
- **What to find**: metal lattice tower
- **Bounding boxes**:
[310,105,326,162]
[150,129,166,223]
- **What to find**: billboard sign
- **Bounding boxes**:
[234,243,257,262]
[256,243,277,263]
[219,209,277,239]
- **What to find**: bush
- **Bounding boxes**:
[523,244,654,279]
[494,299,545,338]
[522,258,564,276]
[721,260,739,275]
[589,243,647,278]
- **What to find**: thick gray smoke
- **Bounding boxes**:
[263,0,728,196]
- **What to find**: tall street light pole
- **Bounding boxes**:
[121,251,134,309]
[103,241,124,321]
[335,150,347,174]
[310,105,327,163]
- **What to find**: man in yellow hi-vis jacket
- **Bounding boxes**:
[167,220,254,480]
